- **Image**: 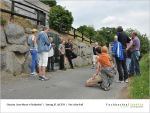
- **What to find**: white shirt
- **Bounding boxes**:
[48,47,54,57]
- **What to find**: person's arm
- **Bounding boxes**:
[96,62,101,75]
[43,33,50,46]
[32,35,36,47]
[126,40,133,50]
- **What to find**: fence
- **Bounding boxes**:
[0,0,95,44]
[0,0,46,25]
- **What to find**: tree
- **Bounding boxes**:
[48,5,74,32]
[77,25,95,39]
[40,0,57,7]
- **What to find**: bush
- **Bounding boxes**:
[0,17,7,26]
[129,53,149,99]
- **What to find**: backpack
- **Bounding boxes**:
[112,41,124,60]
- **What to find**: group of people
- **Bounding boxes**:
[28,27,76,81]
[87,26,141,91]
[28,26,141,90]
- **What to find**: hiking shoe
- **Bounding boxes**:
[103,87,110,91]
[30,72,37,76]
[39,76,49,81]
[125,79,129,83]
[116,80,124,83]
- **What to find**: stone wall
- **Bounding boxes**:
[0,23,93,76]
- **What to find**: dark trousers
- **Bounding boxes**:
[47,56,54,71]
[66,54,74,68]
[59,54,65,69]
[115,57,128,81]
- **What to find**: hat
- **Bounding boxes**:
[31,29,38,32]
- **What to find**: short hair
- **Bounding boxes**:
[95,47,101,54]
[43,26,49,31]
[101,46,108,53]
[132,31,138,36]
[117,26,123,32]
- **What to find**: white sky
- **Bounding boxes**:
[57,0,150,36]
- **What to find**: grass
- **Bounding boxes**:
[129,53,150,99]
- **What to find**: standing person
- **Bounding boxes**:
[59,40,66,70]
[28,29,38,76]
[37,27,50,81]
[126,38,133,75]
[116,26,131,83]
[112,35,125,83]
[92,42,100,68]
[47,37,55,72]
[65,39,74,69]
[130,32,141,76]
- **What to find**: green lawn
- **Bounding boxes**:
[129,53,150,99]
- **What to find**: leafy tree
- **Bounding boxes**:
[48,5,73,32]
[95,27,116,46]
[77,25,96,39]
[40,0,57,7]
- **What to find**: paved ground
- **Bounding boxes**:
[1,67,128,99]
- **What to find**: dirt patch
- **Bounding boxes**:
[117,85,130,99]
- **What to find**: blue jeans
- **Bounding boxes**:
[30,50,38,73]
[130,51,141,75]
[126,58,131,74]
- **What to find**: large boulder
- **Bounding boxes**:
[0,51,6,70]
[22,53,31,73]
[0,27,7,47]
[1,52,22,75]
[7,44,29,53]
[4,23,26,45]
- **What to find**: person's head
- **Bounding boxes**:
[31,29,38,35]
[68,39,72,43]
[49,37,53,43]
[117,26,123,32]
[43,26,49,33]
[114,35,118,41]
[95,42,98,46]
[101,46,108,53]
[95,47,101,55]
[131,31,138,39]
[62,40,65,44]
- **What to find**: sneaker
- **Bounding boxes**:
[103,87,110,91]
[30,72,37,76]
[125,79,129,83]
[39,76,49,81]
[116,80,124,83]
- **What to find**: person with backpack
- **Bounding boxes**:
[37,27,51,81]
[112,35,128,83]
[28,29,38,76]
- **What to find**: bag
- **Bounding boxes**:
[85,74,102,87]
[71,52,77,59]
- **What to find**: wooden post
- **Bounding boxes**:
[73,28,76,39]
[10,0,15,22]
[82,33,84,42]
[90,37,92,44]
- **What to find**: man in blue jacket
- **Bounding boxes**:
[112,35,128,83]
[37,27,50,81]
